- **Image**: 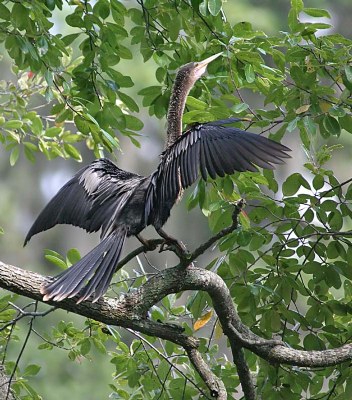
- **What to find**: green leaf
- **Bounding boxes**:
[4,120,23,129]
[339,115,352,133]
[24,364,41,377]
[344,67,352,88]
[107,69,134,88]
[38,342,53,350]
[0,3,10,20]
[183,110,214,124]
[124,114,144,131]
[12,3,29,30]
[101,129,119,148]
[303,333,325,351]
[328,210,343,231]
[312,175,324,190]
[66,12,83,28]
[244,64,255,83]
[93,338,107,354]
[64,144,82,161]
[323,115,341,137]
[45,126,63,137]
[74,116,91,135]
[51,103,65,115]
[283,173,310,196]
[208,0,222,16]
[232,103,249,113]
[199,0,209,16]
[303,22,331,31]
[291,0,304,12]
[329,106,345,118]
[80,338,91,356]
[9,147,19,166]
[117,44,132,60]
[31,116,43,136]
[287,117,299,132]
[236,51,263,64]
[118,91,139,112]
[95,0,110,19]
[45,255,67,270]
[66,248,81,265]
[138,85,162,96]
[186,96,207,110]
[62,33,81,46]
[303,8,331,18]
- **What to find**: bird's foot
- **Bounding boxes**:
[136,234,161,252]
[136,234,150,247]
[156,228,187,256]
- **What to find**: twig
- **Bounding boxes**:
[5,302,38,400]
[125,328,211,399]
[114,239,164,271]
[230,345,255,400]
[190,199,245,262]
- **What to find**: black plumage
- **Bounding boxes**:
[25,54,291,303]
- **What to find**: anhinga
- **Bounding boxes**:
[25,53,290,303]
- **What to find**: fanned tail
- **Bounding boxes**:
[40,228,127,303]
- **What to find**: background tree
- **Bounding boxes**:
[0,0,351,399]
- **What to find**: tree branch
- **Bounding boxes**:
[186,347,227,399]
[0,259,351,398]
[230,345,255,400]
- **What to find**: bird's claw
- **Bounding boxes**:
[159,239,185,255]
[156,228,187,255]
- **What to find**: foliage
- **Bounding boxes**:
[0,0,351,399]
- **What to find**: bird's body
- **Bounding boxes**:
[25,54,291,303]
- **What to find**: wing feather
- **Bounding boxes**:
[150,119,290,211]
[207,136,227,177]
[25,158,143,244]
[203,136,218,179]
[199,138,208,180]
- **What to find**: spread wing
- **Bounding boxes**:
[145,119,291,222]
[25,158,143,244]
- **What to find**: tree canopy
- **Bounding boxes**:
[0,0,352,399]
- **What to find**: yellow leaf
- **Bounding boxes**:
[193,310,213,331]
[319,101,331,113]
[295,104,311,114]
[215,320,223,339]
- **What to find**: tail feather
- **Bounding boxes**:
[43,240,106,300]
[41,229,127,303]
[91,237,124,301]
[76,233,125,303]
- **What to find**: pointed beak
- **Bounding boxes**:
[197,52,223,68]
[193,52,223,78]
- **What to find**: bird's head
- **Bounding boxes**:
[176,52,223,87]
[166,52,223,144]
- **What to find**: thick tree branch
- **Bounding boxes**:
[186,347,227,399]
[0,258,351,398]
[0,261,224,398]
[0,366,14,400]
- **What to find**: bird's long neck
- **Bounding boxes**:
[166,71,192,148]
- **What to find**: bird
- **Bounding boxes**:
[25,52,291,303]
